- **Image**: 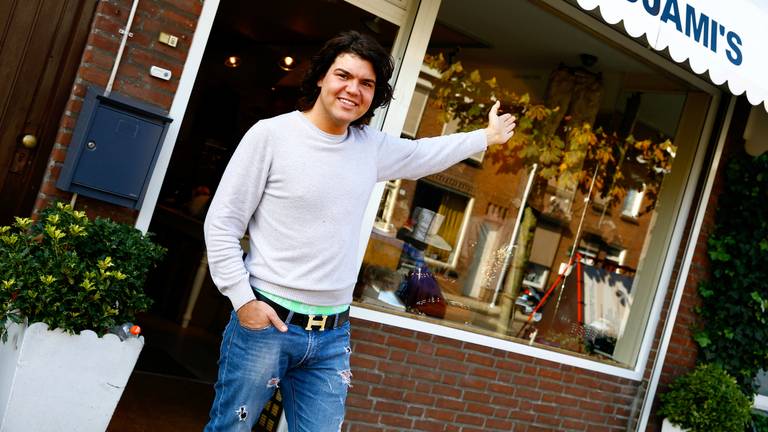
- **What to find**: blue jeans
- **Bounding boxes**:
[204,311,352,431]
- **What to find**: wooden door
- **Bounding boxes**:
[0,0,97,224]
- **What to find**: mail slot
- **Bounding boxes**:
[57,87,172,209]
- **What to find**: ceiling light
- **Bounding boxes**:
[224,55,241,68]
[279,56,296,71]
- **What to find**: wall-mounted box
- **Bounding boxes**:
[57,87,172,209]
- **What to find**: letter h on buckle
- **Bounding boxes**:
[305,314,328,331]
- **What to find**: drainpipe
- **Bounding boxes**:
[105,0,140,97]
[490,163,537,306]
[634,96,735,432]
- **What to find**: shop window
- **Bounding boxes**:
[356,0,712,371]
[621,187,645,218]
[402,77,433,138]
[374,180,400,234]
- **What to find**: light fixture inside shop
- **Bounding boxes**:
[224,55,241,68]
[279,56,296,71]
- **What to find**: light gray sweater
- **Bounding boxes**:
[204,111,487,310]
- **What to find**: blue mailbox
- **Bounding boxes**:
[57,87,173,209]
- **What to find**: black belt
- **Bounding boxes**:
[254,290,350,331]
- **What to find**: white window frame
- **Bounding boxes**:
[353,0,722,381]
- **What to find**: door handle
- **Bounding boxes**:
[21,134,37,149]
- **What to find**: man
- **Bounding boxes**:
[203,30,515,431]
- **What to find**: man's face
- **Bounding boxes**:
[313,53,376,134]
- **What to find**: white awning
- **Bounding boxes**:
[576,0,768,111]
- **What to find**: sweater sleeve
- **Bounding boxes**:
[374,128,488,182]
[204,123,272,311]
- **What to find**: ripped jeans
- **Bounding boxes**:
[204,311,352,432]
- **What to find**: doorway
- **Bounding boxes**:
[110,1,400,430]
[0,0,97,224]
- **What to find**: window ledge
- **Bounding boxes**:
[350,302,642,380]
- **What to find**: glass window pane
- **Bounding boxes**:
[354,0,709,367]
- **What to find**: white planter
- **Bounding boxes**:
[0,321,143,432]
[662,418,688,432]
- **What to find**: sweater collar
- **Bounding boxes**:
[295,111,349,143]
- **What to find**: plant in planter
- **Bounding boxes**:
[658,364,752,432]
[0,202,165,431]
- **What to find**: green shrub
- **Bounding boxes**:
[694,152,768,393]
[753,412,768,432]
[659,364,752,432]
[0,203,165,340]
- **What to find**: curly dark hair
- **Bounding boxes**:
[298,30,394,127]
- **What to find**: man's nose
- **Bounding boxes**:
[345,80,360,94]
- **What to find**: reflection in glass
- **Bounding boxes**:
[355,0,698,366]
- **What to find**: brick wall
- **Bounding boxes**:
[346,319,640,432]
[35,0,201,222]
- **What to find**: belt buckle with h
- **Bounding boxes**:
[305,314,329,331]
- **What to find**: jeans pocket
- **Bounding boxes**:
[237,320,274,332]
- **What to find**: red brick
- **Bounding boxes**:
[344,408,373,422]
[435,347,466,361]
[515,387,542,402]
[388,350,405,362]
[463,390,493,406]
[484,418,514,430]
[510,409,536,422]
[535,414,562,426]
[435,397,464,410]
[406,406,423,417]
[354,371,383,384]
[578,400,603,413]
[458,376,486,390]
[346,395,373,410]
[562,419,588,431]
[559,406,584,419]
[471,366,498,380]
[439,359,469,374]
[350,355,376,369]
[465,402,494,416]
[88,32,120,53]
[78,65,110,87]
[407,353,439,368]
[538,380,564,393]
[455,413,483,426]
[413,420,444,432]
[381,376,414,390]
[425,408,455,422]
[411,366,441,382]
[403,392,435,406]
[387,335,418,351]
[431,384,461,398]
[487,382,515,395]
[379,414,412,428]
[465,353,494,367]
[511,374,538,388]
[354,343,389,358]
[432,335,463,348]
[494,359,523,373]
[370,387,404,400]
[373,400,406,414]
[441,374,458,385]
[417,343,435,355]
